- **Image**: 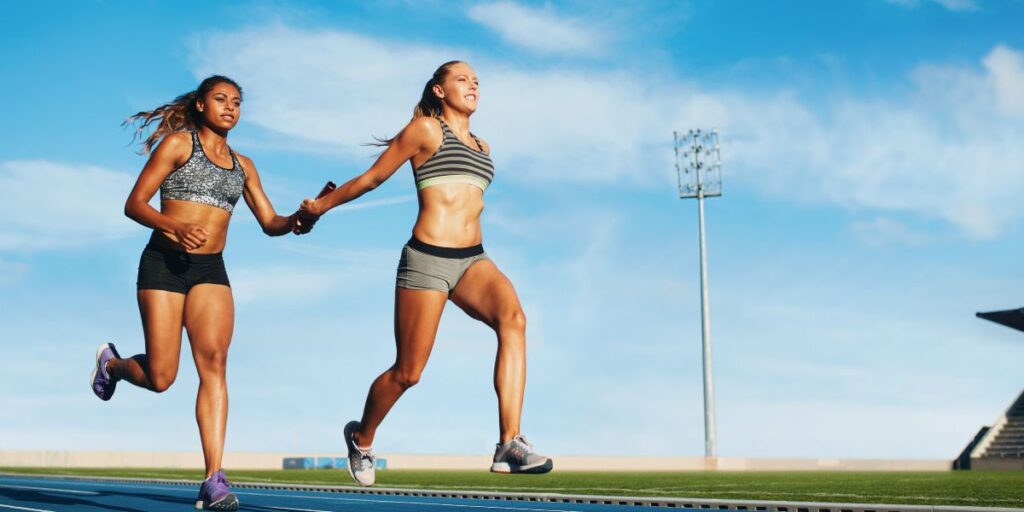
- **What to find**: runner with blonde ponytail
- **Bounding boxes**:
[300,61,553,486]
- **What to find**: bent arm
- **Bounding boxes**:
[238,155,296,237]
[124,133,191,235]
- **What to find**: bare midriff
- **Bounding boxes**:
[413,183,485,248]
[149,200,232,254]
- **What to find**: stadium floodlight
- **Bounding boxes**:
[977,308,1024,333]
[674,129,721,459]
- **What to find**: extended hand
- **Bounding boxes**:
[292,210,318,235]
[299,198,324,218]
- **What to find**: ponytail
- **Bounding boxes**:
[372,60,463,147]
[412,60,461,120]
[124,75,243,154]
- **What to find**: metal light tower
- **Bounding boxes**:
[674,129,722,458]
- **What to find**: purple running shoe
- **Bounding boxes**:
[90,343,121,401]
[195,470,239,511]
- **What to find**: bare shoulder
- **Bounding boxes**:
[150,131,193,165]
[405,116,442,138]
[233,152,259,178]
[396,116,443,153]
[234,151,256,169]
[155,131,192,154]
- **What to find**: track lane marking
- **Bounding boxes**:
[0,483,99,495]
[0,504,55,512]
[1,479,601,512]
[239,490,598,511]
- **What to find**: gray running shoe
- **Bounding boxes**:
[90,343,121,401]
[490,434,553,474]
[344,420,376,486]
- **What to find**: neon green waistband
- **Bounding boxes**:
[416,174,489,191]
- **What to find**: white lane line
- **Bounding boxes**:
[2,480,195,494]
[239,490,591,512]
[7,479,577,511]
[0,483,99,495]
[267,507,332,512]
[0,503,56,512]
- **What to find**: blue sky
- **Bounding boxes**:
[2,0,1024,460]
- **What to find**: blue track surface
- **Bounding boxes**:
[0,475,666,511]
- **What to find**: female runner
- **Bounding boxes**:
[89,75,309,510]
[300,61,552,486]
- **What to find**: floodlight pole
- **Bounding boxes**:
[674,129,720,459]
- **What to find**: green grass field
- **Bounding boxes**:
[3,467,1023,508]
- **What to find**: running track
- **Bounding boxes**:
[3,475,1019,512]
[0,474,678,512]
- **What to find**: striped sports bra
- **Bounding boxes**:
[413,118,494,191]
[160,131,246,213]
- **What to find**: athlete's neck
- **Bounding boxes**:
[439,110,472,139]
[197,126,230,155]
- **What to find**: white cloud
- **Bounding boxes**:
[188,25,452,160]
[467,1,604,56]
[886,0,979,11]
[230,245,395,305]
[189,27,1024,238]
[934,0,979,11]
[850,217,935,246]
[0,160,141,251]
[0,258,30,286]
[985,44,1024,116]
[332,194,416,212]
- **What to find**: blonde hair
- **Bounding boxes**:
[371,61,464,148]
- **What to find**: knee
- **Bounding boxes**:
[496,308,526,332]
[150,373,176,393]
[392,368,422,390]
[196,349,228,377]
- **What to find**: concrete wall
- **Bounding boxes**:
[0,451,950,471]
[971,458,1024,471]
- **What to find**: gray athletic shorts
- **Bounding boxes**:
[396,237,489,293]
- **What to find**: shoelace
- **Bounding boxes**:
[514,435,534,453]
[359,451,376,469]
[217,472,232,487]
[507,435,534,462]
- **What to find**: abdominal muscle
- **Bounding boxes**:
[413,183,485,248]
[149,200,232,254]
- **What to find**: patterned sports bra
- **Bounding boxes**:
[160,131,246,213]
[413,118,494,191]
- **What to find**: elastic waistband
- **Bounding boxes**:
[144,243,224,263]
[406,237,484,259]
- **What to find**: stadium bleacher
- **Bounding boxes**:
[967,388,1024,470]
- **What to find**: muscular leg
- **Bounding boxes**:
[449,260,527,444]
[107,289,185,392]
[184,284,235,478]
[353,288,447,448]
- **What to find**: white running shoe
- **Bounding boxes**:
[490,434,553,474]
[344,421,376,486]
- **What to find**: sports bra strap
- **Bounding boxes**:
[435,118,484,153]
[470,133,484,153]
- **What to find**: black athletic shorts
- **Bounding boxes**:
[136,243,230,294]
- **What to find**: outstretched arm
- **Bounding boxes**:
[124,132,210,250]
[301,117,440,217]
[238,154,300,237]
